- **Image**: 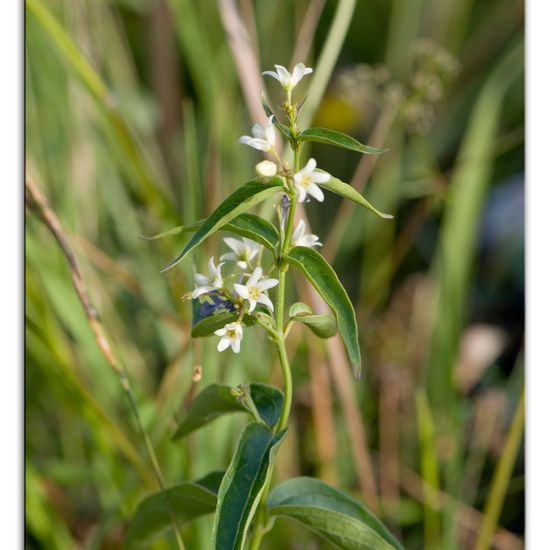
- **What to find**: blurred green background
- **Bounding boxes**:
[25,0,524,548]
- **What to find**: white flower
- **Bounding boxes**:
[215,322,243,353]
[291,219,322,248]
[192,257,224,299]
[239,115,276,152]
[220,237,261,269]
[255,160,278,177]
[234,267,278,312]
[262,63,313,91]
[292,158,330,203]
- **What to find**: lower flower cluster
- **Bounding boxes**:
[191,220,320,353]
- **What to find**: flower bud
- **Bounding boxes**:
[255,160,278,177]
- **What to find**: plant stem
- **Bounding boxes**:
[249,137,300,549]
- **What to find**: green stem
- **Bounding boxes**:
[474,388,525,550]
[249,143,300,549]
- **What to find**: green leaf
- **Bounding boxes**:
[139,222,202,240]
[284,247,361,377]
[173,383,284,439]
[261,94,294,142]
[140,213,279,251]
[289,301,313,317]
[294,314,337,339]
[300,127,387,155]
[125,471,224,548]
[224,213,279,251]
[161,178,284,272]
[212,423,287,550]
[267,477,403,550]
[321,173,394,220]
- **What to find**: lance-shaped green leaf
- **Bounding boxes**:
[212,423,287,550]
[267,477,404,550]
[320,173,394,220]
[173,383,284,439]
[125,471,225,548]
[293,314,337,339]
[300,127,387,155]
[284,247,361,376]
[161,178,284,272]
[141,213,279,251]
[226,213,279,251]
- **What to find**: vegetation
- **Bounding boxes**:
[25,0,524,548]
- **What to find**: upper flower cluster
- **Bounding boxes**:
[193,62,330,356]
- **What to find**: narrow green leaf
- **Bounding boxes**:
[161,178,284,272]
[321,173,394,220]
[125,472,224,548]
[173,383,284,439]
[212,423,287,550]
[261,94,294,142]
[284,247,361,376]
[294,314,337,339]
[141,213,279,251]
[289,301,313,317]
[267,477,403,550]
[300,127,387,155]
[225,213,279,251]
[139,222,201,241]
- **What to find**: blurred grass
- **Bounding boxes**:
[25,0,524,548]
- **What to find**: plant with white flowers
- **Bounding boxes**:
[131,62,402,550]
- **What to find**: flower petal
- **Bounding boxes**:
[251,122,265,139]
[262,70,280,82]
[291,220,305,244]
[311,170,331,184]
[257,293,274,311]
[247,266,263,287]
[231,338,241,353]
[302,158,317,175]
[194,273,208,286]
[220,252,237,262]
[217,337,231,352]
[296,234,322,248]
[223,237,244,254]
[248,298,257,312]
[274,64,291,83]
[295,186,307,203]
[192,286,212,299]
[234,284,249,299]
[214,327,227,336]
[256,278,279,291]
[207,257,217,276]
[306,182,324,202]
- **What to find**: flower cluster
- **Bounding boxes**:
[194,62,324,354]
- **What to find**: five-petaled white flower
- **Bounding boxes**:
[293,158,330,203]
[192,257,224,299]
[291,219,322,248]
[215,322,243,353]
[239,115,276,152]
[220,237,261,270]
[234,267,278,312]
[262,63,313,91]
